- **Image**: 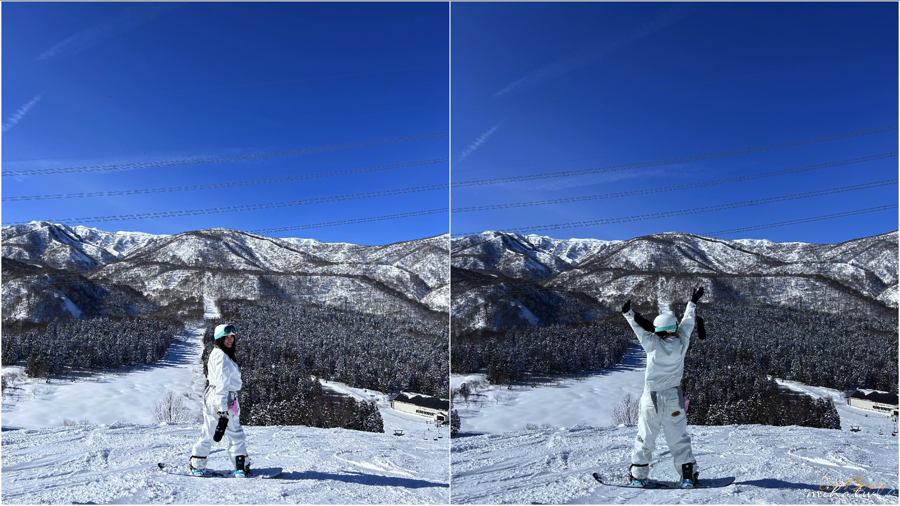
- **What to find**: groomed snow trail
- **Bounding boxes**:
[451,344,646,434]
[451,423,897,504]
[2,419,449,504]
[450,345,898,504]
[1,325,206,429]
[1,297,450,503]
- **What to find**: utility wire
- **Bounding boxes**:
[452,152,896,214]
[252,209,448,234]
[2,158,447,202]
[2,131,448,177]
[703,205,898,237]
[452,179,896,237]
[4,184,450,226]
[452,125,897,188]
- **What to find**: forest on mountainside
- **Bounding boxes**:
[451,301,896,430]
[205,298,449,432]
[1,317,182,377]
[451,317,633,385]
[681,301,896,429]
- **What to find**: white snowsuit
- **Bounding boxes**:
[191,347,247,469]
[624,302,697,479]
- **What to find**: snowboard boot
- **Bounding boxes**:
[629,463,649,487]
[234,455,248,478]
[190,456,207,477]
[681,463,699,488]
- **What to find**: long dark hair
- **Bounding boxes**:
[215,337,239,366]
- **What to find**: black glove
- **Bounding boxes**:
[213,413,229,442]
[633,312,656,333]
[622,299,631,314]
[691,286,704,303]
[696,316,706,340]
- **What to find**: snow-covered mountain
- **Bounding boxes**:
[2,222,164,272]
[2,221,449,323]
[451,230,898,333]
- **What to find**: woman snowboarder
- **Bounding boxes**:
[190,324,249,477]
[621,287,703,488]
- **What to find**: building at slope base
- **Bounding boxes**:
[847,390,898,418]
[390,392,449,423]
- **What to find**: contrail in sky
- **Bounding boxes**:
[458,123,503,163]
[2,94,43,133]
[494,6,691,97]
[37,4,176,61]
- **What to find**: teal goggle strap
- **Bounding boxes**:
[654,324,677,333]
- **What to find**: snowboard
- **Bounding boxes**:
[592,472,734,489]
[157,462,282,479]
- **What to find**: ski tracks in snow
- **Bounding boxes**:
[2,422,449,504]
[450,423,898,504]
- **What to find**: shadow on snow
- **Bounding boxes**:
[278,470,448,489]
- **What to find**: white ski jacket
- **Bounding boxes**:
[624,302,697,392]
[207,348,242,413]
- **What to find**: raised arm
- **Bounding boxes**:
[677,287,704,342]
[622,299,655,345]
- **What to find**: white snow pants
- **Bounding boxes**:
[631,386,694,479]
[190,387,246,468]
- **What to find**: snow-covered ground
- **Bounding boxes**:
[451,344,647,434]
[450,347,898,504]
[775,379,899,437]
[1,325,208,429]
[2,322,449,504]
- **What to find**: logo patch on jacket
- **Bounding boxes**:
[671,411,681,417]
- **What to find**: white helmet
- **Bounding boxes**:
[653,314,678,335]
[214,324,236,339]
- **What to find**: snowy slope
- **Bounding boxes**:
[1,326,207,428]
[451,424,897,504]
[2,421,449,504]
[451,344,647,434]
[1,321,449,503]
[449,353,898,504]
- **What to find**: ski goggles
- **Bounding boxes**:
[215,325,237,339]
[654,324,677,334]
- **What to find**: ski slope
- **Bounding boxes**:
[451,344,647,434]
[1,325,208,429]
[1,319,449,504]
[450,346,898,504]
[3,419,449,504]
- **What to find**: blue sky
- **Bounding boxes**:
[2,2,448,245]
[451,2,898,244]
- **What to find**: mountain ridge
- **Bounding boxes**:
[2,221,449,323]
[451,229,898,333]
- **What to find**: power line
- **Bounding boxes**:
[2,131,448,177]
[2,158,448,202]
[66,64,446,101]
[451,124,897,188]
[452,179,896,237]
[252,208,448,235]
[451,152,896,214]
[4,183,450,226]
[703,205,898,237]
